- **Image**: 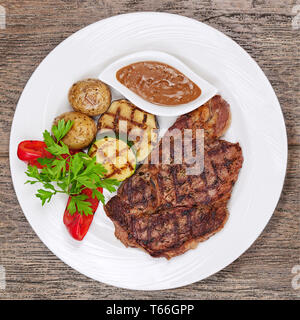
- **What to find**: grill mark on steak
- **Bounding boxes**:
[104,95,243,259]
[173,214,179,245]
[200,170,208,187]
[141,192,148,209]
[185,209,193,237]
[127,179,134,204]
[224,158,234,172]
[210,160,221,187]
[170,166,179,203]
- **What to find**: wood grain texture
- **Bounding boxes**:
[0,0,299,299]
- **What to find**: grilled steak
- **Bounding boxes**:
[104,95,243,259]
[105,198,229,258]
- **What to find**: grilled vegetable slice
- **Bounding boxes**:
[97,99,158,162]
[88,137,136,181]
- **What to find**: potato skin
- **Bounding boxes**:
[53,111,96,149]
[68,79,111,116]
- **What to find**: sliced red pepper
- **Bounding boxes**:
[63,188,103,241]
[17,140,53,168]
[17,140,81,169]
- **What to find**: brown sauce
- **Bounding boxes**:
[116,61,201,106]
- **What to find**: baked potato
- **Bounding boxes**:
[53,111,96,149]
[68,79,111,116]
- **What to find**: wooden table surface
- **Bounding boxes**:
[0,0,299,300]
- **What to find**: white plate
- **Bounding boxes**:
[9,12,287,290]
[99,50,217,116]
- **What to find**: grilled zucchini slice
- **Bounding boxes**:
[97,99,158,162]
[88,137,136,181]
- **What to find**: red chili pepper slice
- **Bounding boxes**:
[17,140,81,169]
[17,140,53,168]
[63,188,103,241]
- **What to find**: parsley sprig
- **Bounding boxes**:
[25,119,120,216]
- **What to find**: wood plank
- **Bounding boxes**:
[0,147,299,299]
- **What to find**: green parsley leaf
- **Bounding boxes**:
[99,178,120,193]
[51,158,67,179]
[68,194,93,216]
[46,141,69,156]
[43,130,55,147]
[52,119,74,142]
[70,153,84,177]
[92,188,105,204]
[36,189,54,205]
